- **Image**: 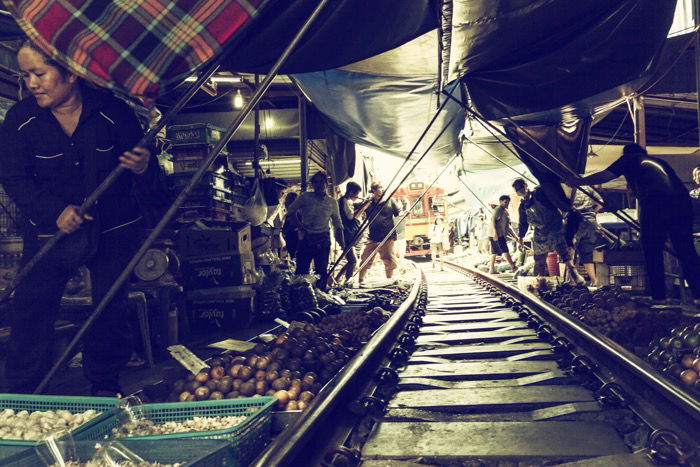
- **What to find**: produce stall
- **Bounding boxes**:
[0,275,416,465]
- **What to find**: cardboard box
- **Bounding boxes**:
[187,286,255,330]
[178,222,251,257]
[182,252,256,289]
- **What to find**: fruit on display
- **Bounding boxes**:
[289,278,318,313]
[0,409,102,441]
[168,324,355,411]
[112,415,247,437]
[317,307,389,346]
[646,323,700,391]
[254,270,288,320]
[540,284,639,337]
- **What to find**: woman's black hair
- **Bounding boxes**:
[20,40,71,78]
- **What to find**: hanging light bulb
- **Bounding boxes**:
[233,89,244,109]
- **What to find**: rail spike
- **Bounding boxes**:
[647,429,695,465]
[322,446,361,467]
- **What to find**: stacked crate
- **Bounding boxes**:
[166,123,235,224]
[178,222,256,330]
[167,171,235,224]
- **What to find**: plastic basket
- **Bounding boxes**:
[82,397,274,466]
[1,439,234,467]
[168,124,226,146]
[167,171,232,191]
[0,394,120,457]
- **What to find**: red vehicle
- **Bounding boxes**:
[393,182,447,257]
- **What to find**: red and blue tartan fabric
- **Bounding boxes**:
[2,0,265,100]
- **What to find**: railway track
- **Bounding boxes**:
[254,262,700,466]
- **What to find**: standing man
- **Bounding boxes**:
[358,182,402,286]
[335,181,370,283]
[513,178,585,284]
[488,195,517,274]
[286,171,344,290]
[567,144,700,306]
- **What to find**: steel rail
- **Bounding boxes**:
[251,265,424,467]
[33,0,333,393]
[448,262,700,447]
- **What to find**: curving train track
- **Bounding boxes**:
[253,262,700,466]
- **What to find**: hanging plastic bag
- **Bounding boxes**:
[244,178,267,226]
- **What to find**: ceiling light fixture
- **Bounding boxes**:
[233,89,244,109]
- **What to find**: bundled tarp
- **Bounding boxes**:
[1,0,269,98]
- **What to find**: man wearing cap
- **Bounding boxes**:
[286,171,344,289]
[513,178,585,283]
[358,182,402,285]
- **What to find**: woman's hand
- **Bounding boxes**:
[119,146,151,175]
[56,205,93,234]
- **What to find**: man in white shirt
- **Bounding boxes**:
[286,171,344,289]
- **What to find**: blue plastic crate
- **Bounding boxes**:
[0,394,120,461]
[168,124,225,146]
[1,439,234,467]
[81,397,274,467]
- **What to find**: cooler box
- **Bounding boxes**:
[182,252,256,289]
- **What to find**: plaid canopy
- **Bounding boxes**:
[2,0,266,99]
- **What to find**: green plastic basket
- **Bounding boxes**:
[82,397,275,466]
[1,439,235,467]
[0,394,120,457]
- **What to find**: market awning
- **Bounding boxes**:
[0,0,689,177]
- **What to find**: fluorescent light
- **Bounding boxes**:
[244,159,300,166]
[184,75,242,84]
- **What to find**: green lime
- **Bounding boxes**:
[684,334,700,349]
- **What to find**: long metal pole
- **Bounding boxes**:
[352,153,459,280]
[253,74,261,172]
[0,59,224,306]
[299,96,308,190]
[34,0,333,394]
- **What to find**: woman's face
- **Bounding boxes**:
[694,168,700,185]
[18,47,78,109]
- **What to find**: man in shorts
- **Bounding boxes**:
[488,195,517,274]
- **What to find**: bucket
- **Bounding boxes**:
[546,252,559,276]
